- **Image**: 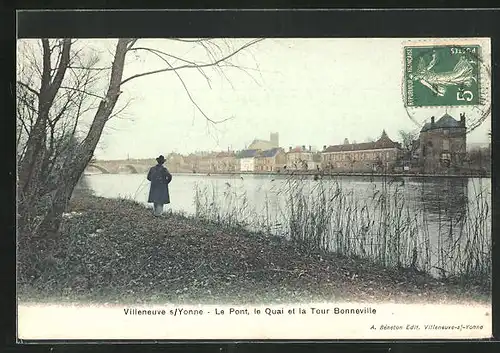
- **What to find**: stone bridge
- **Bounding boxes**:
[85,159,156,174]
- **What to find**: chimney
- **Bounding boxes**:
[289,146,292,152]
[309,145,312,151]
[431,116,435,126]
[344,138,349,145]
[323,145,327,151]
[460,113,466,126]
[302,145,306,151]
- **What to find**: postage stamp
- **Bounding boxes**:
[402,38,491,136]
[404,44,481,107]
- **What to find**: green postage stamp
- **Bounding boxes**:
[404,44,481,107]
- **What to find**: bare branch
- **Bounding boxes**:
[134,44,231,124]
[121,38,264,86]
[172,64,233,125]
[68,65,111,71]
[219,62,262,87]
[40,39,52,89]
[59,86,106,100]
[199,41,234,89]
[129,47,200,65]
[107,97,134,121]
[129,47,213,88]
[17,80,40,96]
[17,111,33,137]
[169,38,213,43]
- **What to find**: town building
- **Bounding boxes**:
[197,152,218,173]
[322,130,402,172]
[166,153,184,172]
[418,113,467,173]
[247,132,279,150]
[236,149,260,172]
[214,151,238,172]
[285,145,322,171]
[255,148,287,172]
[184,153,201,173]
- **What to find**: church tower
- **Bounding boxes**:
[270,132,279,148]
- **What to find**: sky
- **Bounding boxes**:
[18,38,492,160]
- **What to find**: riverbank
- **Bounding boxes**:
[193,171,491,179]
[85,169,490,179]
[17,194,490,305]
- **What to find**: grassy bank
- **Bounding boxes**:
[17,193,489,305]
[194,175,491,291]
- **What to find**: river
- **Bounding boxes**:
[79,172,491,277]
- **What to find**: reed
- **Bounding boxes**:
[193,174,491,288]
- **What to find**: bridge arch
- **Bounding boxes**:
[87,164,110,174]
[120,164,139,174]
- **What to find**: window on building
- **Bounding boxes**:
[441,153,451,161]
[441,153,451,168]
[443,139,450,151]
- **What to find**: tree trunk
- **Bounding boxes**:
[18,39,72,241]
[35,169,80,238]
[31,39,131,239]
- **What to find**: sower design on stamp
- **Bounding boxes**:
[404,45,481,107]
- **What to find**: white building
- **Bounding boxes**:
[236,149,259,172]
[240,157,255,172]
[285,145,321,171]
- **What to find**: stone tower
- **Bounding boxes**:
[418,113,467,173]
[270,132,279,148]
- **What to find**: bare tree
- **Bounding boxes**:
[398,129,419,166]
[466,146,491,173]
[17,37,264,241]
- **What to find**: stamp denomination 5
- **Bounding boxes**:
[404,44,481,107]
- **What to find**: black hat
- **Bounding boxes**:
[156,155,165,164]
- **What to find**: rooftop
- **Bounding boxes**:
[216,151,236,158]
[236,149,261,159]
[257,148,283,158]
[420,113,465,132]
[324,130,400,152]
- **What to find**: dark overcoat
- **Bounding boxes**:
[147,164,172,204]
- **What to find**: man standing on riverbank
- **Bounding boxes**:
[147,155,173,217]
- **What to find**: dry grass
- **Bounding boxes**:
[194,174,491,292]
[17,193,489,305]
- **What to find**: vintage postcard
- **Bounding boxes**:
[16,36,492,340]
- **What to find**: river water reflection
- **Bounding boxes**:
[80,172,491,277]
